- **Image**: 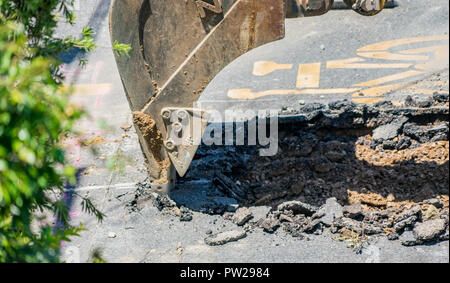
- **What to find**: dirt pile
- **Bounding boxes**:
[128,179,193,221]
[250,193,448,248]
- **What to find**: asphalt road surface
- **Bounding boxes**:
[56,0,449,263]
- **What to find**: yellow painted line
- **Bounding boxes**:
[353,70,424,87]
[353,97,385,104]
[61,83,113,96]
[400,45,449,55]
[296,63,321,89]
[327,58,412,69]
[357,35,449,52]
[414,46,449,71]
[352,84,404,97]
[253,61,293,76]
[357,51,429,61]
[228,88,360,100]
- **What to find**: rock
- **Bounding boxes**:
[180,207,193,222]
[108,232,117,239]
[304,219,322,233]
[204,230,247,246]
[395,205,422,223]
[343,203,363,219]
[423,198,444,209]
[283,223,304,238]
[232,208,253,226]
[363,223,383,235]
[422,205,440,221]
[333,217,363,234]
[152,193,177,211]
[413,97,433,108]
[279,214,294,223]
[413,219,447,242]
[333,217,382,235]
[400,231,419,246]
[382,140,397,150]
[433,92,449,103]
[317,198,344,227]
[405,96,433,108]
[394,215,418,232]
[260,216,281,233]
[328,100,355,111]
[439,229,449,241]
[300,103,325,112]
[372,117,408,142]
[387,232,399,241]
[428,124,449,142]
[277,201,318,216]
[396,136,412,150]
[249,206,271,223]
[403,123,449,143]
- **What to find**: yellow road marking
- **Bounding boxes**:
[352,84,404,97]
[253,61,293,76]
[228,88,360,100]
[357,35,449,52]
[400,45,449,55]
[297,63,321,88]
[353,97,385,104]
[412,46,449,71]
[353,70,424,87]
[352,85,448,100]
[357,51,429,61]
[61,83,113,96]
[327,57,412,69]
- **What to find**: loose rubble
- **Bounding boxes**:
[127,180,194,222]
[204,230,247,246]
[232,208,253,226]
[251,195,449,248]
[128,86,449,250]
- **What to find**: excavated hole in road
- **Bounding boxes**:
[132,96,449,247]
[182,98,449,207]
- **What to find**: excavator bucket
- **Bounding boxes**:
[109,0,385,194]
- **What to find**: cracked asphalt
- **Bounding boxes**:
[56,0,449,263]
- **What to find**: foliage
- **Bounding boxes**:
[0,0,128,262]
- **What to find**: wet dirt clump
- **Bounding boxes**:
[132,111,171,184]
[127,179,193,222]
